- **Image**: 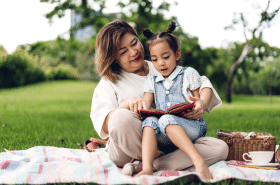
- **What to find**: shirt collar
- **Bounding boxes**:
[155,66,184,82]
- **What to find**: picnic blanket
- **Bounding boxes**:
[0,146,280,184]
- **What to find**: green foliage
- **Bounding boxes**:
[36,0,280,97]
[0,48,81,89]
[48,63,80,80]
[41,0,112,37]
[117,0,175,41]
[178,32,209,76]
[204,47,233,92]
[231,42,280,95]
[21,36,97,81]
[201,40,280,95]
[249,56,280,95]
[116,0,212,77]
[0,51,46,88]
[75,38,99,81]
[24,37,82,67]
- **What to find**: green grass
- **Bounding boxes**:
[1,81,279,151]
[0,80,99,152]
[204,95,280,144]
[0,81,279,185]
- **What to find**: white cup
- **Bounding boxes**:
[242,151,274,164]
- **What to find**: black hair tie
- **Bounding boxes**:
[143,29,154,39]
[166,21,177,33]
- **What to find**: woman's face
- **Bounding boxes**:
[116,33,145,74]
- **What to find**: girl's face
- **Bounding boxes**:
[149,41,181,78]
[116,33,145,75]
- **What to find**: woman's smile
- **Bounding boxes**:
[116,33,146,75]
[131,56,141,63]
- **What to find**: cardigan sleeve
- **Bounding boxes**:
[90,78,119,139]
[200,76,222,112]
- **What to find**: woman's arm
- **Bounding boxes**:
[90,78,124,139]
[101,94,152,134]
[102,101,130,134]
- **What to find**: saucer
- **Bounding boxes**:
[246,162,279,167]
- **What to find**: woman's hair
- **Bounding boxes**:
[95,20,138,83]
[143,21,181,64]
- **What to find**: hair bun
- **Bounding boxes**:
[166,21,177,33]
[143,29,154,39]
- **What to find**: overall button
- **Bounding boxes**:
[166,91,170,94]
[167,102,171,107]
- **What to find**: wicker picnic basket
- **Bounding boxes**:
[217,129,276,162]
[276,141,280,162]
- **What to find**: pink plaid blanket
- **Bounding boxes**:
[0,146,280,184]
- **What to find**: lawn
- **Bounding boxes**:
[204,95,280,142]
[0,80,279,185]
[0,80,99,152]
[1,80,279,152]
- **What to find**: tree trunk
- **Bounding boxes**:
[225,44,254,103]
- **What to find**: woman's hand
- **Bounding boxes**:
[181,95,206,120]
[120,97,147,113]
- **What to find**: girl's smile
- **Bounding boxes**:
[160,68,168,73]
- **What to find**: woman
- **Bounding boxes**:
[90,20,228,175]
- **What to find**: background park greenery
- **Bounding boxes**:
[0,2,280,184]
[0,0,280,148]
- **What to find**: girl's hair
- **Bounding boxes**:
[95,20,138,83]
[143,21,181,64]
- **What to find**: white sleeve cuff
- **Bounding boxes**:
[199,76,222,112]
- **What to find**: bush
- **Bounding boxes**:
[48,63,80,80]
[0,52,45,88]
[24,37,98,81]
[250,57,280,95]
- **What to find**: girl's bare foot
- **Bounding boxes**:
[122,161,142,176]
[194,159,212,181]
[135,168,153,177]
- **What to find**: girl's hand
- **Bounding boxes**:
[120,97,147,113]
[182,95,206,120]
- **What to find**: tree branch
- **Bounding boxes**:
[240,13,248,41]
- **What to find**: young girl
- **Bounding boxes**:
[135,21,212,180]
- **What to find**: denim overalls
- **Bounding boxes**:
[142,68,207,152]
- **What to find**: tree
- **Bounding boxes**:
[117,0,212,75]
[40,0,112,39]
[117,0,175,36]
[39,0,213,82]
[265,56,280,101]
[40,0,178,40]
[225,0,280,103]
